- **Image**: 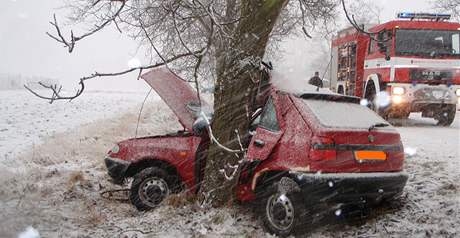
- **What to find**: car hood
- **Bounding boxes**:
[141,67,211,131]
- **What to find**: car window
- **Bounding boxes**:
[301,99,388,129]
[259,97,280,131]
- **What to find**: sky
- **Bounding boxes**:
[0,0,437,92]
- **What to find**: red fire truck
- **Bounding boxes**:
[329,13,460,126]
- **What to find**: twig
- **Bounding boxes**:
[341,0,390,43]
[135,89,152,138]
[46,1,127,53]
[25,51,200,103]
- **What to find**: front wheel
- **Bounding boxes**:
[436,105,456,127]
[129,167,173,211]
[258,183,307,237]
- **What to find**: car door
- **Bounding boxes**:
[247,97,283,161]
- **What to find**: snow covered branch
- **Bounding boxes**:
[24,50,201,103]
[46,0,127,53]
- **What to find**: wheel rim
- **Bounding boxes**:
[138,177,169,207]
[266,193,295,231]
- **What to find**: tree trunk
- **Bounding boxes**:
[199,0,288,207]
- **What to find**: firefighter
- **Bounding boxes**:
[309,71,323,88]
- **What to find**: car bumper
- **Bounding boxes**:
[104,157,131,184]
[292,171,408,205]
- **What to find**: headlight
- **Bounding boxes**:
[392,95,403,104]
[110,144,120,154]
[392,86,405,95]
[456,88,460,96]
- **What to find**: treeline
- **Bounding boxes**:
[0,74,59,90]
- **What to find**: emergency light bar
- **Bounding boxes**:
[397,12,451,20]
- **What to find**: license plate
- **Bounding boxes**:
[354,151,387,161]
[432,90,445,99]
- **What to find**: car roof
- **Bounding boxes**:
[290,91,361,104]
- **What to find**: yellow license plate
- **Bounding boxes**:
[354,151,387,161]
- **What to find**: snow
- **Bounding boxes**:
[0,90,148,173]
[127,58,141,68]
[17,226,40,238]
[0,89,459,237]
[375,91,391,107]
[300,99,389,129]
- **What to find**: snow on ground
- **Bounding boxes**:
[0,90,459,237]
[0,90,149,173]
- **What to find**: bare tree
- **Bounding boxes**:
[27,0,339,207]
[433,0,460,20]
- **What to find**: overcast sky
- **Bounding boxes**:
[0,0,435,91]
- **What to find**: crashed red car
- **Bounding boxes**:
[105,67,408,236]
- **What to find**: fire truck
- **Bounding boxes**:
[329,13,460,126]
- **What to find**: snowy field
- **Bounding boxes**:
[0,90,148,172]
[0,90,459,237]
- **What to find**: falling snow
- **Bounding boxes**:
[375,91,391,107]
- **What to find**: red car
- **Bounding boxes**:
[105,68,408,236]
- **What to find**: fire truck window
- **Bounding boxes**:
[396,29,460,56]
[259,97,280,132]
[368,39,378,54]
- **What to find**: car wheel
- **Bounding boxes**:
[436,105,456,127]
[258,183,307,237]
[129,167,173,211]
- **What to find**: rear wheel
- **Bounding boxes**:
[436,105,456,126]
[129,167,176,211]
[258,182,307,237]
[337,86,344,95]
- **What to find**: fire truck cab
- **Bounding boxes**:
[330,13,460,126]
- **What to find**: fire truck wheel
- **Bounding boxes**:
[258,183,307,237]
[129,167,174,211]
[390,111,410,119]
[436,105,456,127]
[364,83,377,111]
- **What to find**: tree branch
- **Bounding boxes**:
[25,50,201,103]
[46,0,126,53]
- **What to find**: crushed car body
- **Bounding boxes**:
[104,67,408,236]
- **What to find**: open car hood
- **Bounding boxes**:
[141,67,211,131]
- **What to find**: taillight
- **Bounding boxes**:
[310,136,336,160]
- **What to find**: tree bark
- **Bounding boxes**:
[199,0,288,207]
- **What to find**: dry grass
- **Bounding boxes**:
[165,192,198,208]
[67,171,85,188]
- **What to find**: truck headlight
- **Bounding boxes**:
[456,88,460,96]
[392,86,405,95]
[392,95,403,104]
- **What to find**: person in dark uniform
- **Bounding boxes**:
[308,71,323,88]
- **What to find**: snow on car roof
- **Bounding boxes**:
[300,99,389,129]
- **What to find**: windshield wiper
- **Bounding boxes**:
[369,123,389,131]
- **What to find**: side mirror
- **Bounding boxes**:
[377,30,392,61]
[377,42,387,53]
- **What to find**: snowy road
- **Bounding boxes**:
[0,91,459,237]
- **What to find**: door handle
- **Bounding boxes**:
[254,139,265,147]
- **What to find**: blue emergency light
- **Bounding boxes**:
[397,12,451,20]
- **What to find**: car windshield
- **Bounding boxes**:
[395,29,460,57]
[301,99,389,129]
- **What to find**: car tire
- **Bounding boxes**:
[436,105,456,127]
[129,167,174,211]
[257,182,308,237]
